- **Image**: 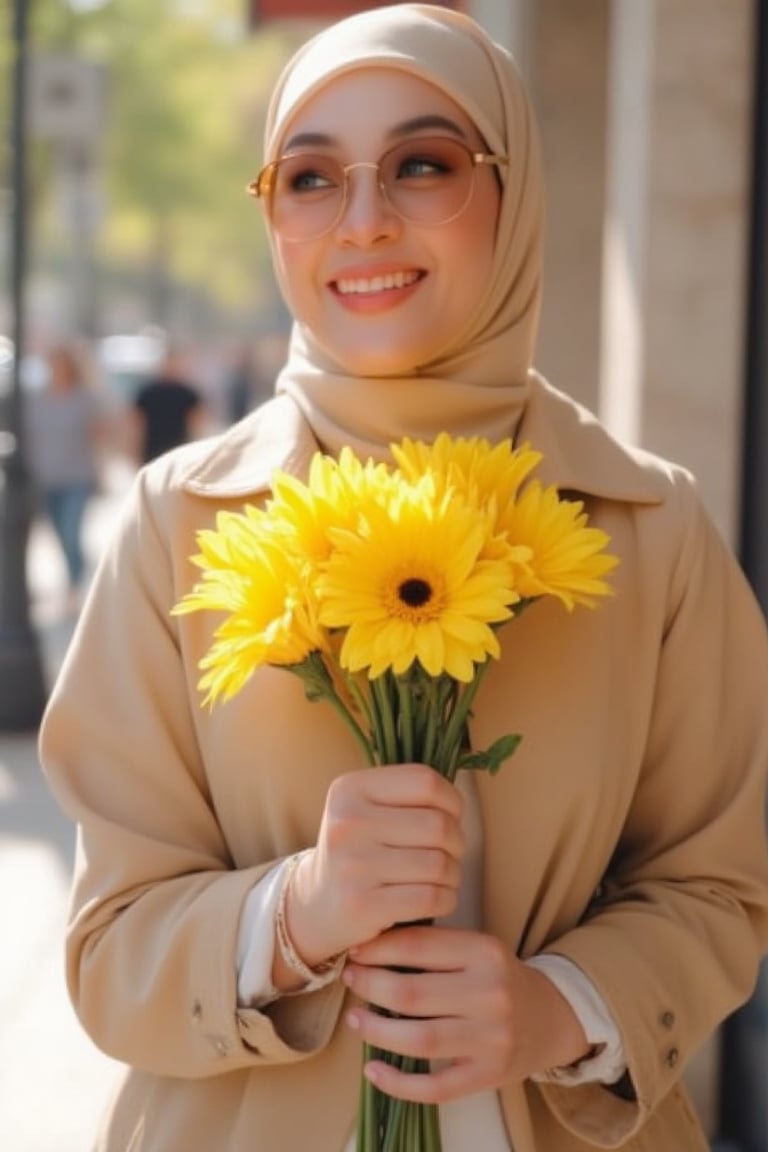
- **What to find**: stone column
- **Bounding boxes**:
[531,0,611,414]
[465,1,610,414]
[600,0,754,1137]
[598,0,655,445]
[642,0,753,545]
[464,0,534,78]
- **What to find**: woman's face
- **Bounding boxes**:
[267,69,502,376]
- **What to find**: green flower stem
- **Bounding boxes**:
[424,1101,441,1152]
[346,673,377,750]
[372,673,399,764]
[402,1101,417,1150]
[293,653,376,762]
[420,676,440,767]
[324,689,376,762]
[357,661,496,1152]
[359,1046,379,1151]
[395,674,415,763]
[311,696,373,763]
[436,660,491,780]
[379,1057,427,1152]
[367,680,390,766]
[431,675,459,772]
[381,1096,405,1152]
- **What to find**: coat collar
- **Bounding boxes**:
[518,372,667,503]
[177,373,666,506]
[176,393,317,498]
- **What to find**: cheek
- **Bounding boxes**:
[446,217,497,310]
[450,183,499,286]
[272,239,318,317]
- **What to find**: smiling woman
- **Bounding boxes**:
[38,6,768,1152]
[257,67,505,377]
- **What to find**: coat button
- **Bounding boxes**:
[660,1011,675,1029]
[664,1047,679,1068]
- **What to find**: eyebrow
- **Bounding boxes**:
[282,114,468,154]
[390,114,468,140]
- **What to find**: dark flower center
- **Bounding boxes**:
[398,578,433,607]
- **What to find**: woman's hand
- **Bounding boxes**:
[284,764,465,970]
[341,924,592,1103]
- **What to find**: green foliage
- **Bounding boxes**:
[5,0,316,322]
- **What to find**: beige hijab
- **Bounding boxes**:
[265,3,544,462]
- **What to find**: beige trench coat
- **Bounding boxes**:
[40,374,768,1151]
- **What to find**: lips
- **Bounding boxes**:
[332,269,423,296]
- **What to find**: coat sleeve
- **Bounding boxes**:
[39,466,346,1079]
[535,475,768,1147]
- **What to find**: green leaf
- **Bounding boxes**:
[302,680,326,704]
[458,733,522,775]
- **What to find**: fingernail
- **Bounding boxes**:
[346,1010,360,1031]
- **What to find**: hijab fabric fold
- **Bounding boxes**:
[265,3,544,462]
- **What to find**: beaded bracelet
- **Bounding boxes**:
[275,851,346,992]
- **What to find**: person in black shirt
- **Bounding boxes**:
[131,346,205,463]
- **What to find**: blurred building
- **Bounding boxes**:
[470,0,754,552]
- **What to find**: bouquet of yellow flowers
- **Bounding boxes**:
[172,432,618,1152]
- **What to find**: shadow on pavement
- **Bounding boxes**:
[0,489,127,1152]
[0,732,77,869]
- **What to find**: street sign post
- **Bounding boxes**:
[0,0,48,731]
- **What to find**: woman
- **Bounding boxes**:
[40,6,768,1150]
[25,342,105,606]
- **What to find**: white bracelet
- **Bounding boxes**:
[275,851,346,992]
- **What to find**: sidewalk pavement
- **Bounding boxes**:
[0,480,127,1152]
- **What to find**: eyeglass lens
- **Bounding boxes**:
[266,137,479,241]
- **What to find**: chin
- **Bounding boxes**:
[328,342,425,378]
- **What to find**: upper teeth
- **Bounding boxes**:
[336,270,419,295]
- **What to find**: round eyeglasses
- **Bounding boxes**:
[247,136,508,243]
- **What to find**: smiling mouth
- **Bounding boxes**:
[333,270,423,296]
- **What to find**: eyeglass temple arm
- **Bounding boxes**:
[475,153,509,168]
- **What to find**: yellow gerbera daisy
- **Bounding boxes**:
[173,519,325,705]
[171,505,274,611]
[499,480,619,610]
[316,481,517,682]
[267,449,399,566]
[392,433,542,535]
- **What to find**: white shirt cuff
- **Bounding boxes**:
[526,953,626,1085]
[236,860,291,1007]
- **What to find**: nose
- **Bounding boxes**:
[334,162,400,245]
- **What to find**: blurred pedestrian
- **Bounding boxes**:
[222,335,288,425]
[130,344,206,463]
[223,343,257,424]
[24,341,105,606]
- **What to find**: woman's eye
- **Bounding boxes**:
[282,159,340,195]
[397,155,447,180]
[291,169,333,192]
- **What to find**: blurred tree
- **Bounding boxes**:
[1,0,311,333]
